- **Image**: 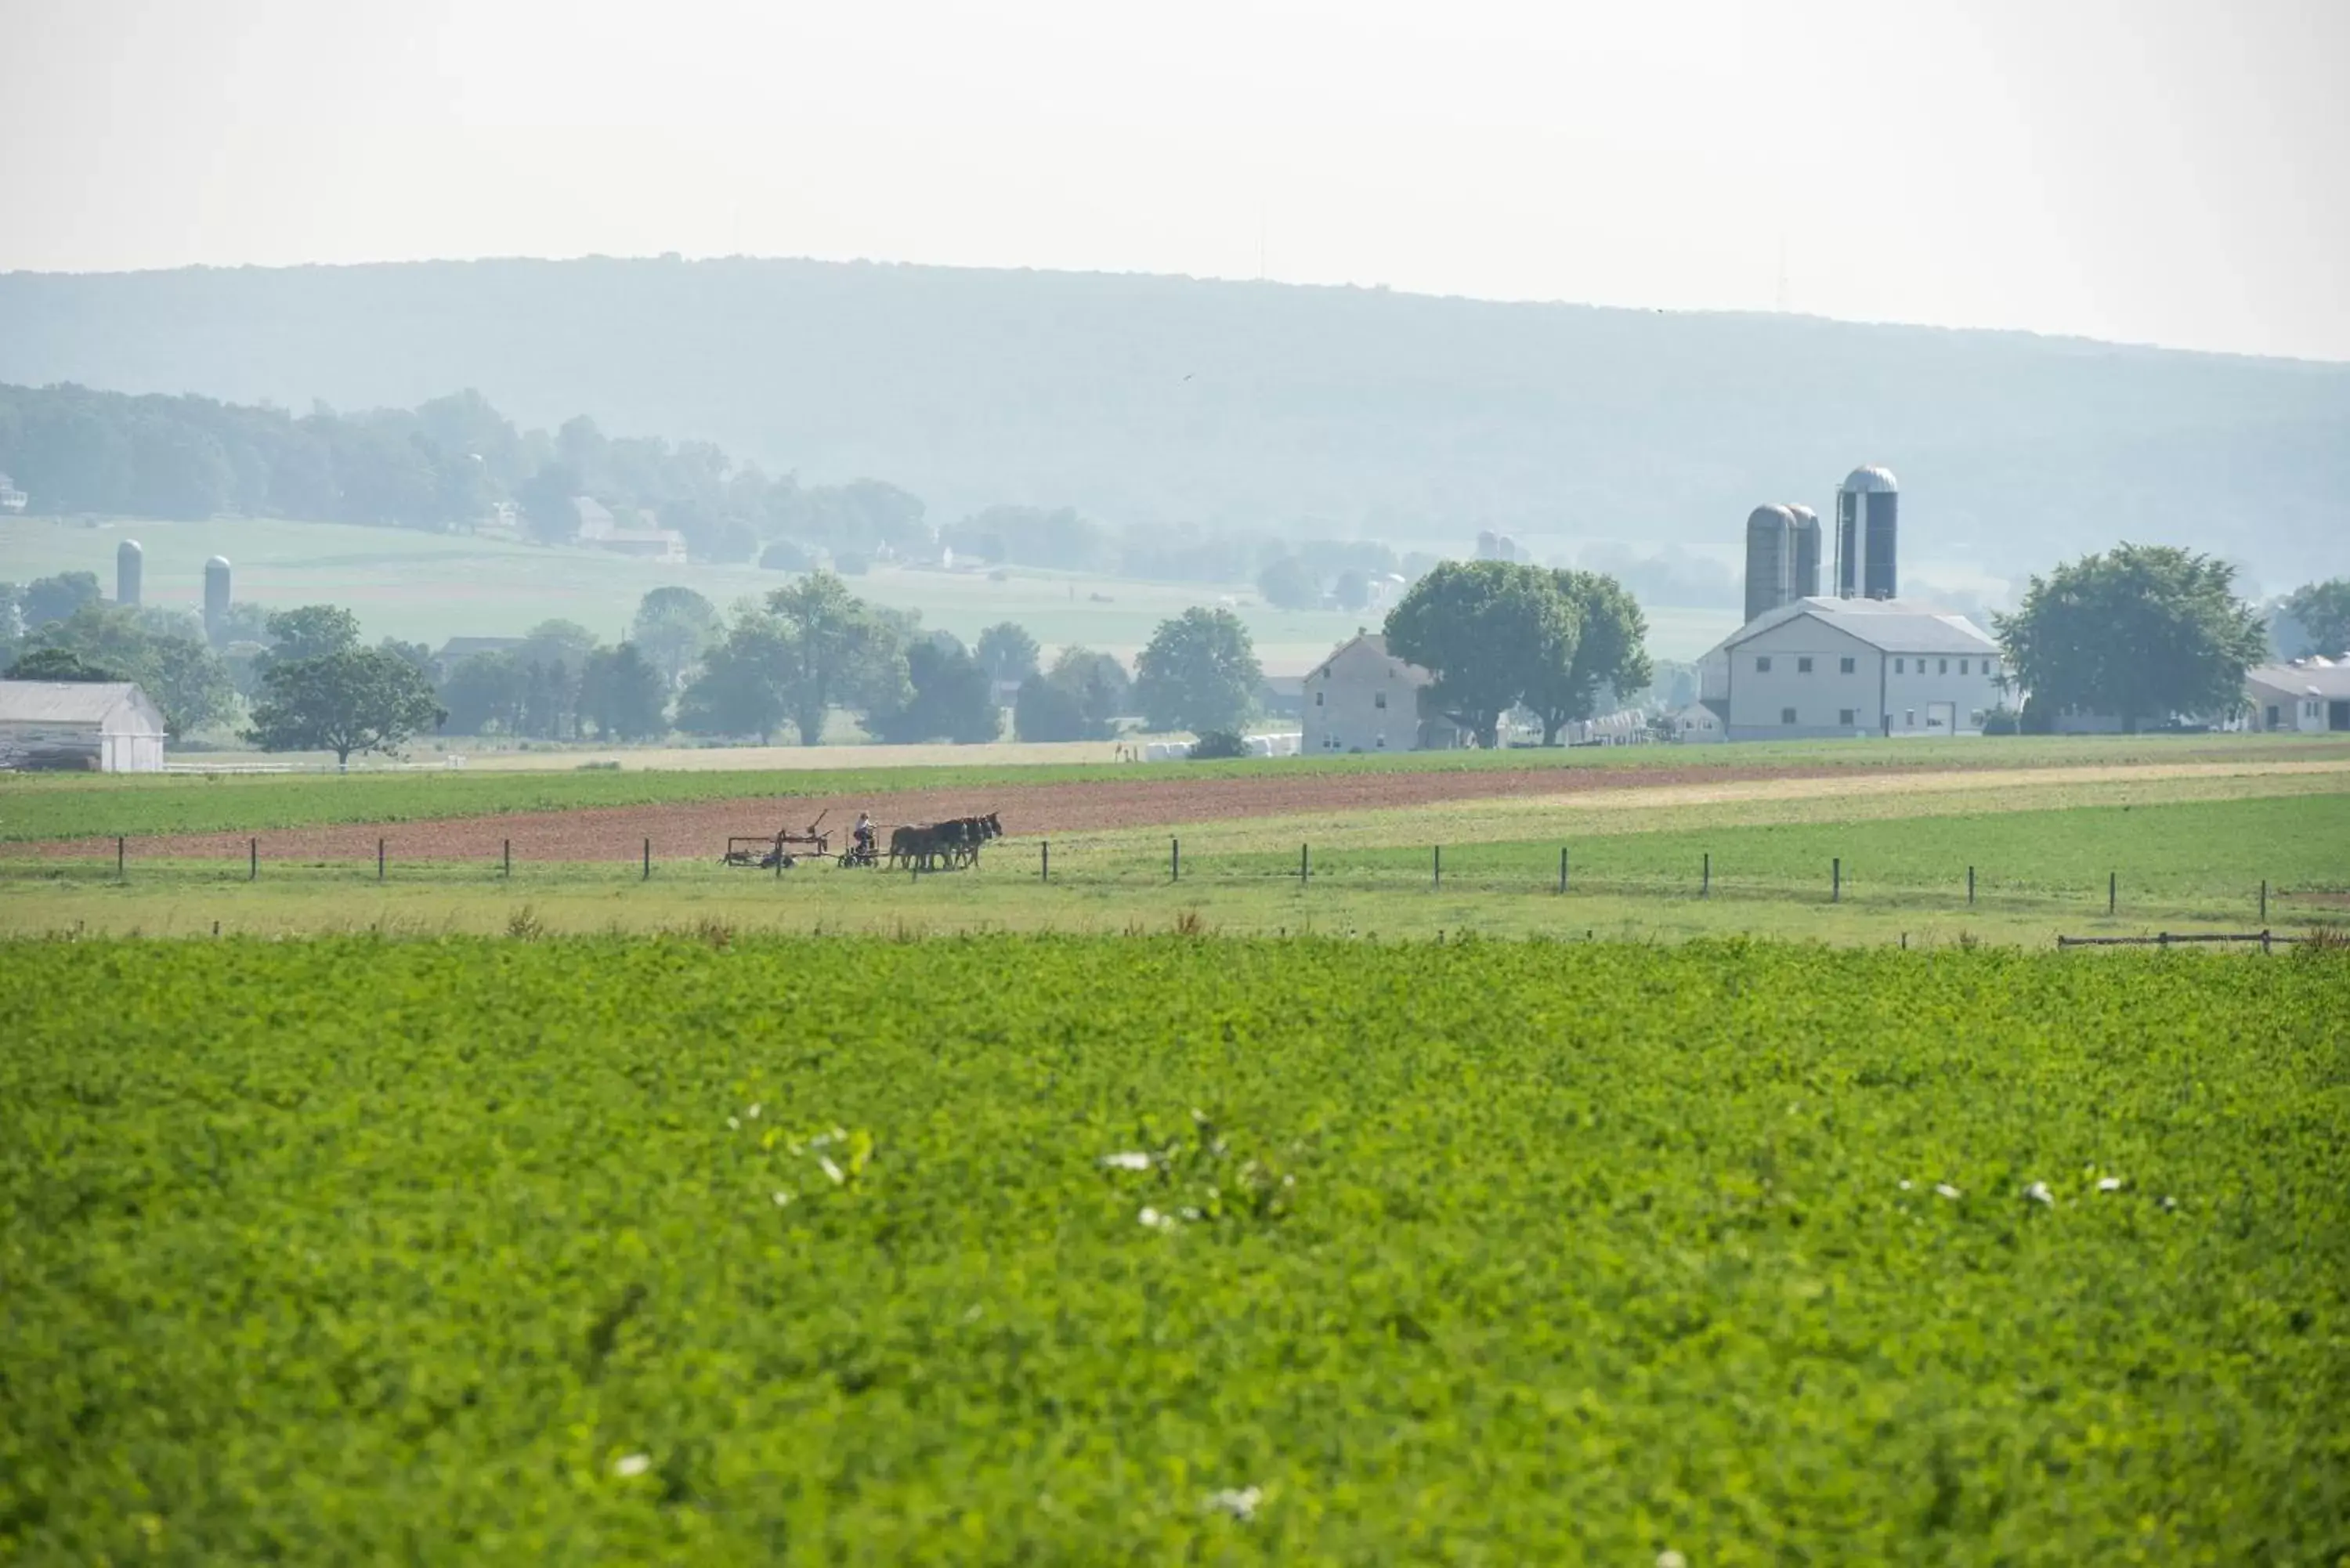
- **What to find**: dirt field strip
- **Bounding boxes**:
[20,756,2350,864]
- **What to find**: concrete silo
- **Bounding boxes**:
[1787,505,1822,598]
[1834,466,1899,600]
[1743,505,1796,624]
[116,540,143,608]
[204,556,233,642]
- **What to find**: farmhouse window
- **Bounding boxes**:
[1755,656,1772,673]
[1895,658,1905,674]
[1797,656,1813,674]
[1839,656,1855,674]
[1314,692,1324,706]
[1839,708,1856,726]
[1781,707,1798,725]
[1959,659,1969,674]
[1374,692,1386,709]
[1939,659,1949,674]
[1905,709,1916,727]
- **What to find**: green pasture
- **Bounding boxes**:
[5,732,2345,845]
[4,937,2345,1563]
[0,512,1744,667]
[9,791,2345,945]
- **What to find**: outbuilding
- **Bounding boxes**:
[0,681,169,771]
[2246,659,2350,733]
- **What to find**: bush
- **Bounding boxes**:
[1188,728,1250,760]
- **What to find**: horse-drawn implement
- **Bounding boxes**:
[720,814,833,870]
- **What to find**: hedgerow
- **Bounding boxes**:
[2,937,2345,1563]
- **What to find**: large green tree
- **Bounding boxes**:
[263,604,362,663]
[1383,561,1577,748]
[974,622,1040,686]
[1524,569,1654,745]
[1134,608,1261,735]
[631,586,721,687]
[868,638,1001,744]
[580,642,670,742]
[677,611,794,742]
[2280,579,2350,659]
[1996,544,2266,732]
[245,647,446,764]
[764,573,908,746]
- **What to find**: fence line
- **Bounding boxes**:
[34,833,2328,933]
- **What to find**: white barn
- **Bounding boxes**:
[0,681,169,771]
[1301,633,1468,753]
[1697,598,2005,741]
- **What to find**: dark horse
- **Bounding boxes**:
[888,813,1002,871]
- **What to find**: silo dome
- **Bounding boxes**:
[1842,466,1899,493]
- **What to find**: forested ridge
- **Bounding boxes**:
[3,258,2346,581]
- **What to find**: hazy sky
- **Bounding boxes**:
[6,0,2346,360]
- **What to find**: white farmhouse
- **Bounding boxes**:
[1301,633,1467,753]
[1696,597,2005,741]
[0,681,168,771]
[2246,659,2350,733]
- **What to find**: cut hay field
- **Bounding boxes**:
[4,937,2345,1563]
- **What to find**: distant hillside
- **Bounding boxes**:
[2,258,2345,584]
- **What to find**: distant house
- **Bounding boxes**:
[570,495,687,563]
[1301,633,1466,753]
[0,681,168,771]
[2247,659,2350,733]
[0,471,26,514]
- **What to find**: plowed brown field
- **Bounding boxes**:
[34,761,1895,862]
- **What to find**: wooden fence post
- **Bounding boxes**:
[378,838,386,882]
[1300,844,1309,884]
[504,838,512,878]
[1172,837,1180,883]
[643,837,652,881]
[1041,841,1050,882]
[1558,847,1568,894]
[117,835,125,880]
[2109,872,2117,916]
[1831,857,1841,904]
[1701,852,1710,898]
[249,838,258,882]
[1434,844,1441,890]
[2260,879,2268,922]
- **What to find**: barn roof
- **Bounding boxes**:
[0,681,167,730]
[1307,633,1437,687]
[1718,597,1998,657]
[2247,661,2350,700]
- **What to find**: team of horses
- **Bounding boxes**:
[885,812,1002,872]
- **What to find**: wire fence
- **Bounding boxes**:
[16,831,2339,934]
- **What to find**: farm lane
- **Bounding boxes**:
[21,756,2348,863]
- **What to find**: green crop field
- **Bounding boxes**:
[0,512,1742,668]
[3,937,2345,1563]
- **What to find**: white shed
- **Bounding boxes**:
[0,681,169,771]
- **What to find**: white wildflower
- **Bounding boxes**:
[1658,1552,1689,1568]
[771,1190,794,1207]
[1138,1206,1174,1230]
[818,1155,845,1186]
[1934,1183,1961,1200]
[725,1116,739,1131]
[1897,1180,1913,1191]
[1205,1486,1262,1521]
[2159,1194,2179,1212]
[747,1103,761,1119]
[2024,1181,2054,1206]
[2096,1176,2122,1192]
[1099,1151,1153,1171]
[613,1453,651,1478]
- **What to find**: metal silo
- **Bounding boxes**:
[1834,466,1899,599]
[116,540,143,608]
[1744,504,1796,623]
[204,556,233,641]
[1787,505,1821,599]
